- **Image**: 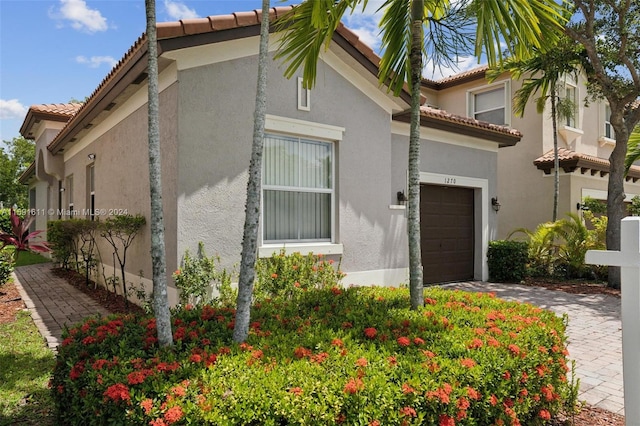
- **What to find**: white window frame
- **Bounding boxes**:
[67,175,74,214]
[562,81,579,129]
[467,80,511,126]
[88,165,95,221]
[259,115,345,257]
[297,77,311,111]
[605,103,615,140]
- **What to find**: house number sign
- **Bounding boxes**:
[444,177,457,185]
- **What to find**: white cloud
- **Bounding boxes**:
[53,0,108,33]
[342,4,384,52]
[76,55,118,69]
[164,0,199,20]
[0,99,28,120]
[424,56,481,81]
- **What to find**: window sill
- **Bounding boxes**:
[258,243,344,258]
[599,136,616,147]
[558,125,583,145]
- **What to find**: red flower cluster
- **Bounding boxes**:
[103,383,131,402]
[397,336,411,347]
[363,327,378,339]
[343,377,364,394]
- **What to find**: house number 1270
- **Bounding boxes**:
[444,178,456,184]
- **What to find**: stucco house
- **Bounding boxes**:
[19,7,522,304]
[418,66,640,238]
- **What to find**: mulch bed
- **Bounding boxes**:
[0,279,25,324]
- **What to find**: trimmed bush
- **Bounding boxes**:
[488,240,529,283]
[0,250,14,286]
[51,286,577,425]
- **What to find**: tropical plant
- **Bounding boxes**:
[629,195,640,217]
[234,0,271,343]
[553,213,593,278]
[508,222,558,277]
[624,125,640,174]
[487,37,582,221]
[100,214,146,309]
[581,196,607,215]
[173,242,234,307]
[275,0,567,311]
[0,208,50,261]
[564,0,640,288]
[145,0,172,347]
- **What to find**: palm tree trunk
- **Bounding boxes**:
[408,0,424,310]
[551,89,559,222]
[145,0,173,347]
[233,0,270,343]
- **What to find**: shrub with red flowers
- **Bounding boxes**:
[51,286,578,425]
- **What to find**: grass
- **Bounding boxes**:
[0,310,55,426]
[3,247,51,267]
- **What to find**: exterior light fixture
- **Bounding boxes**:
[491,197,501,212]
[88,153,96,160]
[397,191,407,206]
[577,203,590,211]
[59,187,65,192]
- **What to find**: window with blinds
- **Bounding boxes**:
[262,134,333,243]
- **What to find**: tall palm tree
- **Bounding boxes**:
[276,0,566,310]
[145,0,173,347]
[487,38,582,221]
[233,0,271,343]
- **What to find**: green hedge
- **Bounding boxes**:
[52,286,577,425]
[488,240,529,283]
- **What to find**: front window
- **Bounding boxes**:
[563,84,578,128]
[262,134,333,243]
[469,83,508,125]
[605,104,615,139]
[67,175,74,213]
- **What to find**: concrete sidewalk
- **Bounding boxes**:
[11,263,624,415]
[12,263,110,351]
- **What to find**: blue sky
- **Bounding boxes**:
[0,0,479,144]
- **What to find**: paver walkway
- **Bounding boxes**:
[444,282,624,416]
[12,263,110,351]
[11,264,624,415]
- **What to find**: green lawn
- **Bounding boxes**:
[3,247,51,267]
[0,310,55,426]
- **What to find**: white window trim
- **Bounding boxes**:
[297,77,311,111]
[562,80,579,129]
[260,117,345,257]
[66,175,74,215]
[467,80,511,126]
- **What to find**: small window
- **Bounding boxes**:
[605,104,615,140]
[563,84,578,128]
[297,77,311,111]
[468,82,509,126]
[87,165,95,220]
[262,134,333,242]
[67,175,74,215]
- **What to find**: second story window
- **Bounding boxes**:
[468,82,510,126]
[605,104,615,140]
[563,83,578,128]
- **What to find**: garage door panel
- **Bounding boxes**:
[420,184,474,284]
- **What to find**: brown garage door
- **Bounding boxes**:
[420,184,474,284]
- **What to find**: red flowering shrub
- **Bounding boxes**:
[51,286,577,425]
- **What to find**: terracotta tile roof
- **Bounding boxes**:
[18,161,35,185]
[534,148,640,181]
[20,103,83,139]
[422,65,490,89]
[393,106,522,147]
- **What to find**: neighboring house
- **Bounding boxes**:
[18,7,521,304]
[420,66,640,238]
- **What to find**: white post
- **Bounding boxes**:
[586,217,640,424]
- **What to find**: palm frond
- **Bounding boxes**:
[625,125,640,174]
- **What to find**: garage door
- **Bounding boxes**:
[420,184,474,284]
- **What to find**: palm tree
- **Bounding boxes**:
[624,125,640,175]
[145,0,173,347]
[276,0,566,310]
[233,0,271,343]
[487,38,582,221]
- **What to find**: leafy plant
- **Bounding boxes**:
[47,219,82,269]
[0,208,50,261]
[508,223,558,277]
[100,214,146,309]
[581,196,607,215]
[629,195,640,216]
[173,242,235,307]
[254,250,345,299]
[0,250,14,286]
[487,240,529,282]
[51,286,578,425]
[554,213,596,278]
